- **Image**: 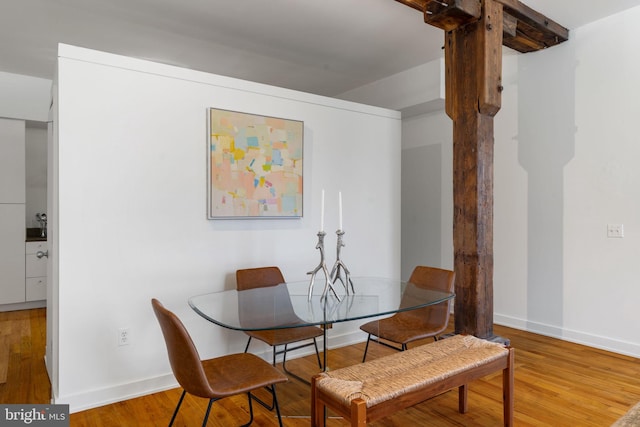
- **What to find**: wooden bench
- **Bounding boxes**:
[311,334,514,426]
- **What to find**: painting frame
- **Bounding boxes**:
[207,107,304,219]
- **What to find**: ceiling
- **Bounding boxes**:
[2,0,640,97]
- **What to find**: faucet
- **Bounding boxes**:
[36,213,47,238]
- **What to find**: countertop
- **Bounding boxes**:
[26,228,47,242]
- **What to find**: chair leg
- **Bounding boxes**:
[271,384,284,427]
[244,337,252,353]
[239,393,255,427]
[202,398,215,427]
[282,344,312,385]
[362,334,372,362]
[281,344,288,368]
[202,395,257,427]
[313,337,322,369]
[169,389,187,427]
[247,387,282,427]
[250,385,277,411]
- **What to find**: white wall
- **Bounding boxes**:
[557,7,640,353]
[494,7,640,356]
[0,71,51,122]
[53,45,401,411]
[341,6,640,358]
[492,55,529,330]
[341,61,454,281]
[400,111,453,279]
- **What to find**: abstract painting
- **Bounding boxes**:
[207,108,303,218]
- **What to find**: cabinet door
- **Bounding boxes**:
[0,118,26,203]
[26,254,47,277]
[26,241,48,255]
[0,204,26,304]
[26,277,46,301]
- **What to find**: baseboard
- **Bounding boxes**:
[494,313,640,358]
[57,330,367,414]
[55,373,178,413]
[0,300,46,312]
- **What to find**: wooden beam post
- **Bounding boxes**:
[393,0,566,340]
[445,0,503,339]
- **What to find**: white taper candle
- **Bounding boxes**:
[320,189,325,232]
[339,191,343,230]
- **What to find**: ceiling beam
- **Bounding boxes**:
[495,0,569,51]
[395,0,568,52]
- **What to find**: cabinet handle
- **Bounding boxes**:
[36,250,49,259]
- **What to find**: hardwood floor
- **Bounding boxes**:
[0,308,48,403]
[1,308,639,426]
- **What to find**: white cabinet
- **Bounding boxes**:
[0,118,26,203]
[0,118,27,306]
[25,241,47,301]
[0,205,26,304]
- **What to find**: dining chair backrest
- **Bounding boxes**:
[237,282,300,327]
[236,266,300,326]
[151,298,213,398]
[236,266,285,291]
[405,265,456,326]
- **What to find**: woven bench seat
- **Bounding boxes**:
[311,334,514,426]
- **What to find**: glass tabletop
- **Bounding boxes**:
[189,277,455,331]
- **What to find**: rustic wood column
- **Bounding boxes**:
[444,0,503,339]
[394,0,568,339]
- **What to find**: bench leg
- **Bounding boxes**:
[311,376,324,427]
[458,384,468,413]
[503,348,515,427]
[350,398,367,426]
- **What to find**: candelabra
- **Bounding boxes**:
[330,229,354,294]
[307,231,341,301]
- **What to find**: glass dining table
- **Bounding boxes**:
[188,276,455,376]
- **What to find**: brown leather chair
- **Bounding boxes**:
[359,265,456,362]
[151,298,287,427]
[236,266,323,382]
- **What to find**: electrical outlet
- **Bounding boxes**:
[607,224,624,238]
[118,327,131,346]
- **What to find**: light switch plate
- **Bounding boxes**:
[607,224,624,238]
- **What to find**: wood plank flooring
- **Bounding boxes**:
[1,308,639,426]
[0,308,48,403]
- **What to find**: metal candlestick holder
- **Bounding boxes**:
[307,231,341,301]
[330,229,354,294]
